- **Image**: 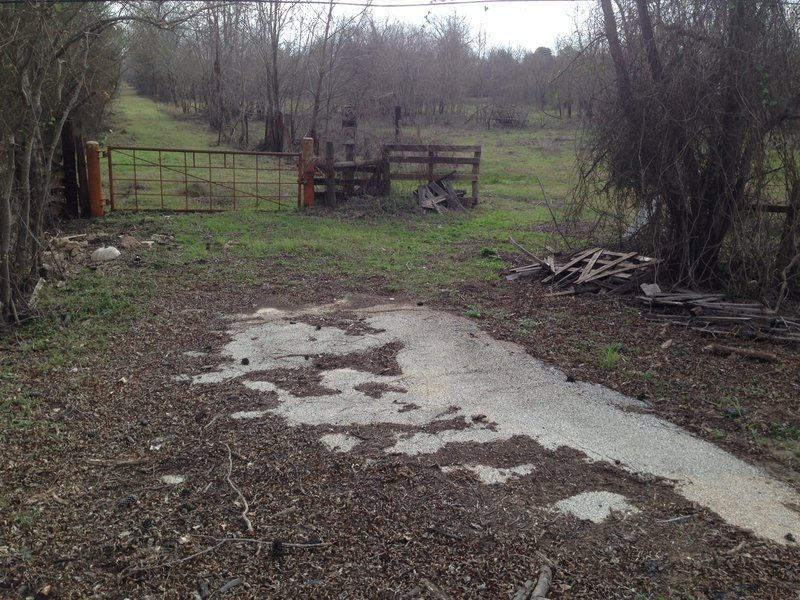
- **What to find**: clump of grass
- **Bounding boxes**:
[599,342,624,369]
[466,306,482,318]
[770,422,800,440]
[719,396,744,418]
[516,317,538,335]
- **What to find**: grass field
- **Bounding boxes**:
[98,86,580,294]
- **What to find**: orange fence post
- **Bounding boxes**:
[85,141,104,217]
[300,136,316,208]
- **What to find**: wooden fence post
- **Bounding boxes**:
[343,141,355,197]
[471,146,481,207]
[325,141,336,207]
[394,105,401,140]
[300,136,315,207]
[84,141,104,217]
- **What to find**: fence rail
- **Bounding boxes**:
[106,146,301,212]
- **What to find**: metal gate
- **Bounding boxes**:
[106,146,301,212]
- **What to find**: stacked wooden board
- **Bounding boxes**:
[506,240,661,295]
[638,285,800,343]
[414,174,466,213]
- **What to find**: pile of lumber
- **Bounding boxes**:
[414,174,465,213]
[639,285,800,343]
[506,239,661,295]
[489,106,528,128]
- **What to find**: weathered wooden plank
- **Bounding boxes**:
[390,173,478,182]
[384,144,482,153]
[388,156,480,166]
[575,249,604,284]
[578,251,639,284]
[541,247,601,283]
[508,237,550,271]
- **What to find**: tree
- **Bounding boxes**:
[0,2,124,324]
[573,0,800,296]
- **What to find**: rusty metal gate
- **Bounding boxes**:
[106,146,301,212]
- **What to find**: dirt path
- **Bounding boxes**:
[4,287,799,599]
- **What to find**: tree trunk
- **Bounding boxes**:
[0,136,14,324]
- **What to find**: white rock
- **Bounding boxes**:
[91,246,121,263]
[161,475,185,485]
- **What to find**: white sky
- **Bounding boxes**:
[364,0,594,53]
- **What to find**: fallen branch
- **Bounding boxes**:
[420,578,449,599]
[531,565,553,599]
[508,237,550,270]
[703,343,780,363]
[85,457,147,467]
[513,565,553,600]
[224,443,253,532]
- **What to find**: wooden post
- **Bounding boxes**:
[394,105,401,140]
[325,141,336,207]
[343,141,355,197]
[342,105,356,199]
[427,147,435,183]
[106,147,115,211]
[471,146,481,207]
[84,141,104,217]
[300,136,315,207]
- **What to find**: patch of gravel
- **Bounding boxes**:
[552,491,640,523]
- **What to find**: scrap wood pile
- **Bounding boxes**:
[505,238,661,295]
[639,285,800,344]
[415,173,466,213]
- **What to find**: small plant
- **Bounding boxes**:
[642,370,657,384]
[719,396,744,418]
[481,247,498,258]
[466,306,482,318]
[769,422,800,440]
[599,342,624,369]
[711,429,726,440]
[516,317,538,335]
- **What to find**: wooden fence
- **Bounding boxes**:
[383,144,481,207]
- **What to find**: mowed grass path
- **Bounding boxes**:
[105,85,297,211]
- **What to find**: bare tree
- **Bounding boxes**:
[572,0,800,297]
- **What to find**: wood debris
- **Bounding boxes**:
[638,285,800,343]
[506,239,661,295]
[415,174,466,213]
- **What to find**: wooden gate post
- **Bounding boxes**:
[85,141,104,217]
[300,136,315,208]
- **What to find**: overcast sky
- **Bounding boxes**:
[365,0,594,53]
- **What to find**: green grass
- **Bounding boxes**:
[0,266,147,433]
[599,342,624,370]
[104,84,236,150]
[104,86,296,211]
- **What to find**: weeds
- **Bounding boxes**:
[719,397,744,418]
[599,343,624,369]
[466,306,483,318]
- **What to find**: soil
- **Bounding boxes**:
[2,221,799,599]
